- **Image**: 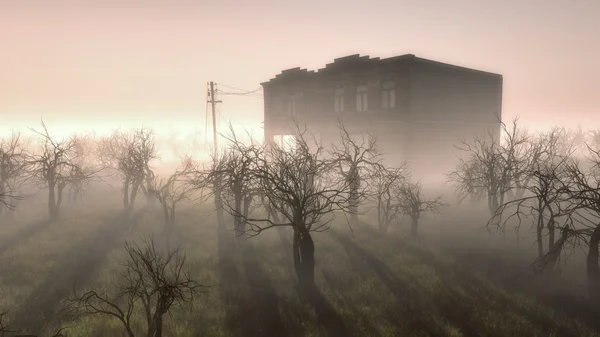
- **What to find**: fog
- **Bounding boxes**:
[0,118,600,336]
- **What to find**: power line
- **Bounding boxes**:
[215,82,263,99]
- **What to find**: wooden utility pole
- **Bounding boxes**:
[207,81,221,157]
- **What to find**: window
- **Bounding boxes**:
[273,134,297,152]
[334,88,345,112]
[381,81,396,109]
[356,85,368,112]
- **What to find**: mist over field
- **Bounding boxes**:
[2,1,600,336]
[0,119,599,337]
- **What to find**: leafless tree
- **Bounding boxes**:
[228,126,354,287]
[0,132,30,216]
[28,121,92,221]
[490,128,578,258]
[99,128,157,212]
[369,164,409,233]
[63,236,205,337]
[396,181,445,237]
[329,121,382,222]
[154,160,194,229]
[214,128,263,235]
[185,150,228,226]
[65,133,99,206]
[449,117,530,218]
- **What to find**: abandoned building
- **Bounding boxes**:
[261,54,503,182]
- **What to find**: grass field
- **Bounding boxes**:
[1,195,600,337]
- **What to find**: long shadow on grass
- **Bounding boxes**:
[355,224,589,337]
[216,222,291,337]
[443,243,600,335]
[320,270,380,337]
[0,218,51,256]
[297,282,354,337]
[10,211,142,335]
[330,230,474,337]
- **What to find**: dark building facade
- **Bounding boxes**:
[261,54,503,182]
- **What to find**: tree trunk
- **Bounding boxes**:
[152,313,164,337]
[587,224,600,297]
[234,189,242,234]
[123,178,131,210]
[0,181,5,216]
[162,203,169,226]
[349,176,359,222]
[48,181,58,221]
[548,218,555,251]
[129,181,140,211]
[243,194,251,218]
[293,227,315,288]
[56,183,65,218]
[536,219,544,258]
[410,216,419,237]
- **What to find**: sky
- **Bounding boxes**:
[1,0,599,142]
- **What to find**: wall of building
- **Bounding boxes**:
[408,60,503,124]
[262,56,503,186]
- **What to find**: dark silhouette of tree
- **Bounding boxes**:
[63,236,206,337]
[154,159,194,228]
[228,126,355,288]
[329,122,382,222]
[213,128,263,235]
[490,128,578,259]
[98,128,156,212]
[369,164,409,233]
[396,181,445,237]
[0,132,29,216]
[28,121,92,221]
[449,118,530,219]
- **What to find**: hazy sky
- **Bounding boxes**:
[1,0,599,138]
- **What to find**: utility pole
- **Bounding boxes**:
[207,81,221,158]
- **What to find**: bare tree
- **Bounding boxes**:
[329,122,382,222]
[215,128,263,235]
[0,132,29,216]
[155,160,194,229]
[396,181,445,237]
[185,150,228,226]
[449,117,530,218]
[369,164,409,233]
[228,126,354,287]
[490,128,578,258]
[28,122,91,221]
[63,236,205,337]
[65,133,99,206]
[99,129,157,212]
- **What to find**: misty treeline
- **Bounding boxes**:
[0,119,442,336]
[0,119,442,287]
[4,116,600,335]
[448,119,600,297]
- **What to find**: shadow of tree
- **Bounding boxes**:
[9,211,142,335]
[0,219,52,256]
[215,222,291,337]
[297,282,354,337]
[338,224,590,337]
[320,269,381,337]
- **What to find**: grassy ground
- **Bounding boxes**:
[0,198,599,337]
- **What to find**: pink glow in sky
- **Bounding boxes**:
[1,0,599,138]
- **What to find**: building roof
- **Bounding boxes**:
[261,54,502,86]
